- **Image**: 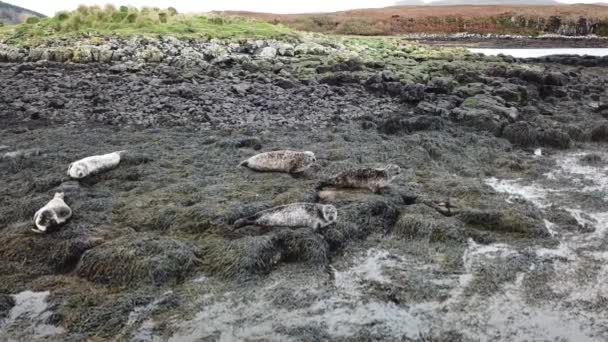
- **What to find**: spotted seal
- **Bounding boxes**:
[32,192,72,233]
[316,164,401,193]
[68,151,126,179]
[233,203,337,231]
[239,150,316,174]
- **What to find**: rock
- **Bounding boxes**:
[378,115,444,135]
[0,294,14,320]
[393,212,465,242]
[458,208,549,237]
[492,84,527,105]
[294,42,330,55]
[136,45,164,63]
[538,128,572,149]
[454,82,487,98]
[426,77,456,94]
[502,122,538,147]
[231,84,251,96]
[459,94,519,121]
[319,72,361,86]
[1,148,40,160]
[276,43,295,56]
[258,46,277,59]
[76,234,199,287]
[590,122,608,142]
[274,77,297,89]
[450,108,504,136]
[400,83,426,103]
[543,72,568,86]
[109,64,128,73]
[236,137,262,150]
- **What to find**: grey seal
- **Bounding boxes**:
[234,203,337,231]
[68,150,126,179]
[317,164,401,193]
[239,150,316,174]
[33,192,72,233]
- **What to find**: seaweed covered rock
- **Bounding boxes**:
[502,121,538,147]
[590,122,608,142]
[76,234,199,287]
[197,235,282,279]
[276,229,329,265]
[0,228,103,289]
[392,209,465,242]
[457,208,549,237]
[538,128,572,149]
[0,293,15,320]
[378,115,444,135]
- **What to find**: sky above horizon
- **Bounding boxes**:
[8,0,606,16]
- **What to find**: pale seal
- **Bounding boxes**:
[233,203,337,231]
[32,192,72,233]
[68,151,126,179]
[316,164,401,193]
[239,150,316,174]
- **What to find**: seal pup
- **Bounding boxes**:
[68,150,126,179]
[316,164,401,193]
[233,203,337,231]
[32,192,72,233]
[239,150,316,174]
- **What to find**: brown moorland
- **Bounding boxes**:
[220,4,608,36]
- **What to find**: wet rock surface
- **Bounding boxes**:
[1,37,608,341]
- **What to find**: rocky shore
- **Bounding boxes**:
[1,35,607,341]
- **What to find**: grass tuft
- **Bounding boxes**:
[0,5,299,43]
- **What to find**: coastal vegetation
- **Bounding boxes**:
[0,5,298,43]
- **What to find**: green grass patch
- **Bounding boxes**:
[0,5,299,44]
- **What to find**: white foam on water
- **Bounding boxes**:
[169,249,432,342]
[536,243,576,262]
[0,290,64,340]
[333,249,399,295]
[544,219,558,237]
[466,274,603,341]
[546,153,608,196]
[463,238,520,273]
[485,177,551,207]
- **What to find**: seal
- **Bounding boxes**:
[32,192,72,233]
[316,164,401,193]
[68,151,126,179]
[239,150,316,174]
[233,203,337,231]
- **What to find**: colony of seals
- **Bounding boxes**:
[234,203,338,231]
[239,150,316,174]
[316,164,401,193]
[32,192,72,233]
[68,151,126,179]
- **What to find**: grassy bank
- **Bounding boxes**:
[227,4,608,36]
[0,5,298,43]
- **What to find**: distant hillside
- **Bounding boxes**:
[396,0,560,5]
[230,4,608,36]
[0,1,45,24]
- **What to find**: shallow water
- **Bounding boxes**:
[468,48,608,58]
[0,290,64,341]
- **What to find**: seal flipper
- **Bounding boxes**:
[233,212,259,229]
[239,160,249,168]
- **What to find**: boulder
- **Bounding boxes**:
[76,234,199,287]
[258,46,277,59]
[502,122,538,147]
